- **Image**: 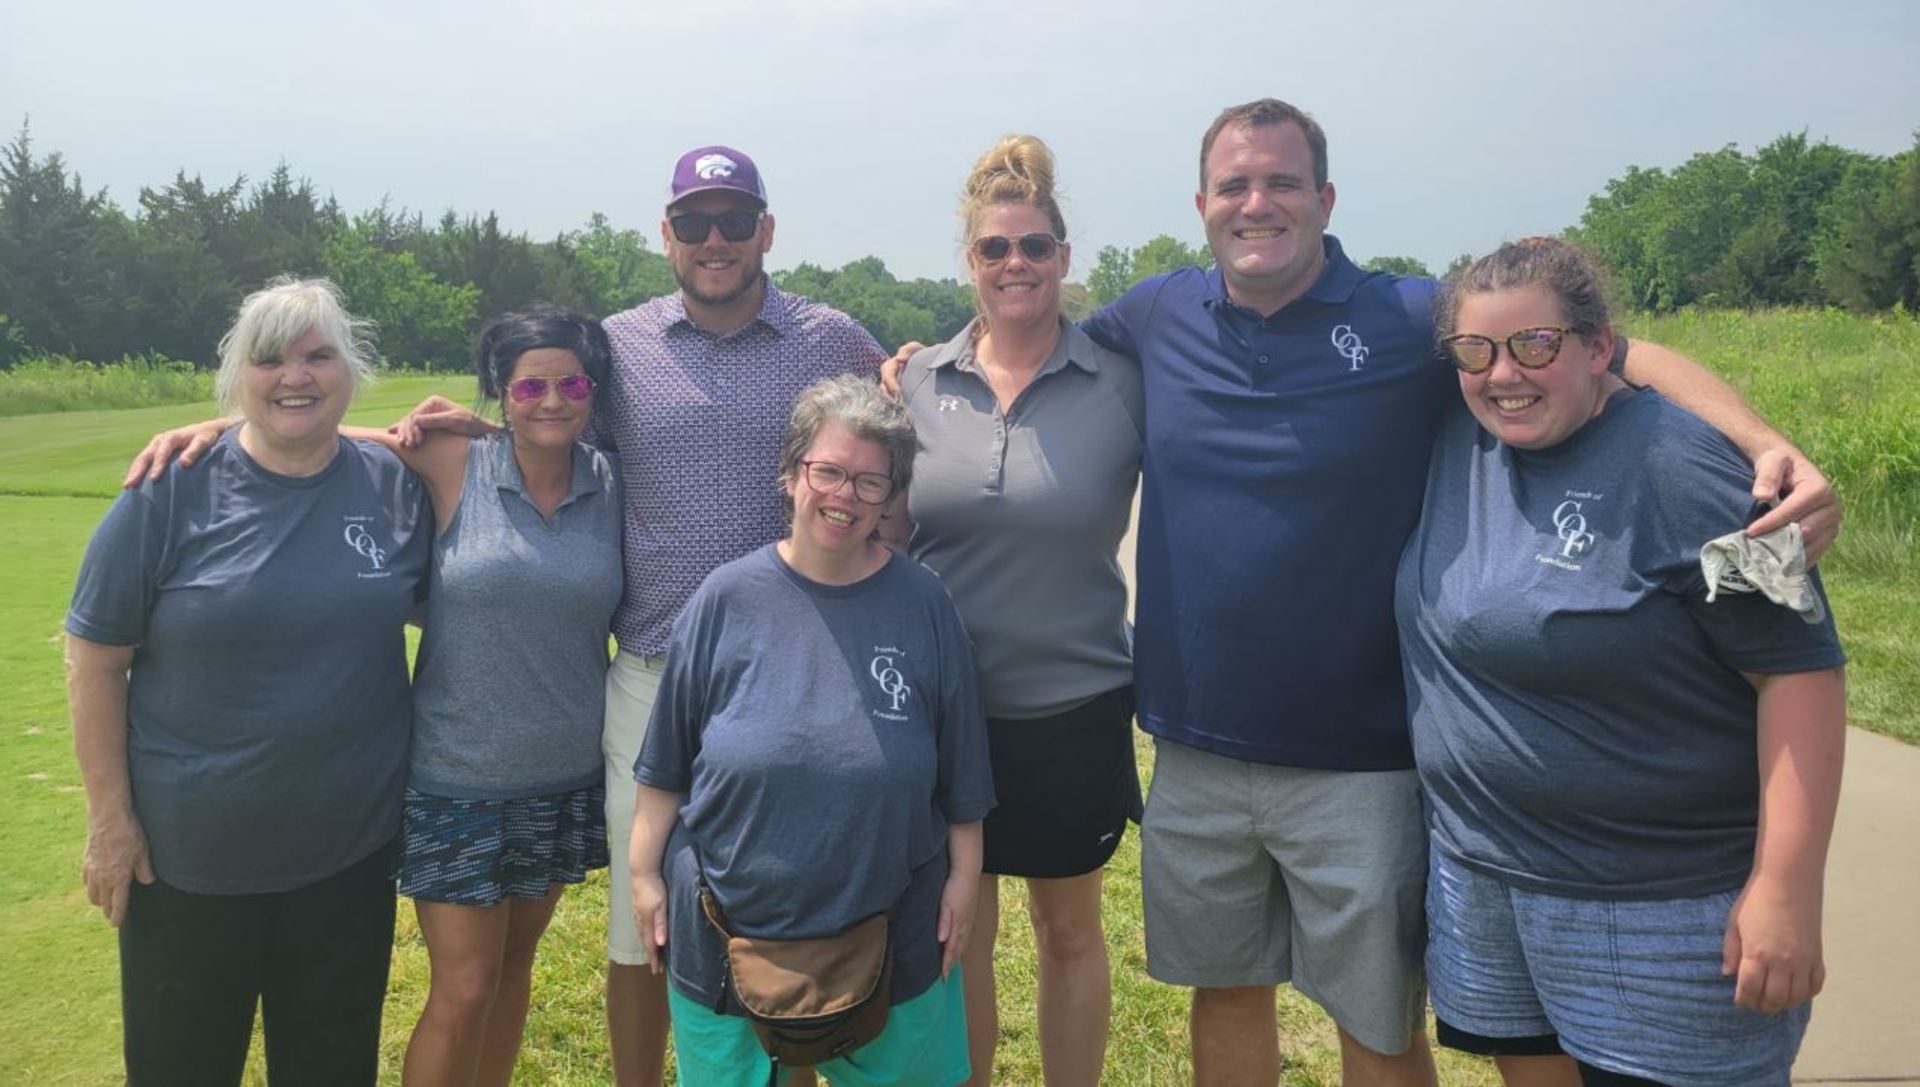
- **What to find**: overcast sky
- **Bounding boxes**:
[5,0,1916,283]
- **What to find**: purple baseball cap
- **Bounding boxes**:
[668,145,768,208]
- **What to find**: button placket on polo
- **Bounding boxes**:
[985,406,1009,494]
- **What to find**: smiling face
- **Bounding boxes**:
[663,189,774,312]
[235,326,353,450]
[784,421,892,563]
[968,202,1067,332]
[502,347,592,452]
[1197,120,1336,314]
[1454,285,1616,450]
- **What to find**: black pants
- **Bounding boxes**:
[119,842,397,1087]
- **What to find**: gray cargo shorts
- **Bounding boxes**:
[1140,738,1428,1055]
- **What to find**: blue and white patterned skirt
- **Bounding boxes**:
[398,783,610,906]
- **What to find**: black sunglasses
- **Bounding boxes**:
[970,232,1061,264]
[668,209,764,245]
[1439,327,1571,374]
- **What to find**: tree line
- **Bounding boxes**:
[2,127,1915,371]
[0,128,979,371]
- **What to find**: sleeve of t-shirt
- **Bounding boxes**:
[66,487,167,647]
[1652,414,1846,676]
[633,588,715,792]
[928,580,995,824]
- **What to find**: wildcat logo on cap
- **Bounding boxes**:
[669,145,768,207]
[694,154,738,180]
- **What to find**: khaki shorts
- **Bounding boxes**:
[1140,738,1428,1055]
[603,650,664,966]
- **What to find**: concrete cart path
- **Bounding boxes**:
[1791,725,1920,1084]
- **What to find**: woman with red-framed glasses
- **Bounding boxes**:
[1396,237,1846,1087]
[627,375,994,1087]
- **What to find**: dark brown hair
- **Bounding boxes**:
[1199,98,1329,190]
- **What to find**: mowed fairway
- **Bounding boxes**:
[3,307,1916,1085]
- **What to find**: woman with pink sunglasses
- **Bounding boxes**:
[390,306,623,1087]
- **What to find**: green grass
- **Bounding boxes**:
[0,355,215,418]
[0,376,475,498]
[2,311,1915,1083]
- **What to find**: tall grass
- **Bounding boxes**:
[1624,307,1920,573]
[0,355,214,417]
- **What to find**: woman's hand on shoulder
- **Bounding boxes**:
[878,342,924,400]
[83,810,155,928]
[1722,874,1824,1014]
[123,418,231,488]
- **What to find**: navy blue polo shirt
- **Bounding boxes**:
[1082,236,1451,769]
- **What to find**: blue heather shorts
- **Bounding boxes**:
[666,967,970,1087]
[1426,848,1810,1087]
[398,784,610,906]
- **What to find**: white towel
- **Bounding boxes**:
[1699,523,1825,625]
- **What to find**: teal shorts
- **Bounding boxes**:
[666,967,970,1087]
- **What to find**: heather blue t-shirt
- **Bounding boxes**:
[1395,390,1845,899]
[67,430,430,894]
[634,545,995,1009]
[1082,237,1453,769]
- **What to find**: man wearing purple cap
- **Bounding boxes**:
[595,145,886,1085]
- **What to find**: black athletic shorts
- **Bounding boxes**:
[981,685,1143,878]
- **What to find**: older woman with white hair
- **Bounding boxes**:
[66,276,430,1086]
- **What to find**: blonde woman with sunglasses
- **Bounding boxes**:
[894,135,1145,1087]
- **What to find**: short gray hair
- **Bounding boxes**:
[214,276,377,415]
[777,375,916,517]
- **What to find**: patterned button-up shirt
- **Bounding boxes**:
[597,280,884,654]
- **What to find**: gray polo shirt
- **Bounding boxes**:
[410,433,623,799]
[901,318,1142,719]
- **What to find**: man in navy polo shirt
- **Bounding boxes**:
[1080,98,1839,1087]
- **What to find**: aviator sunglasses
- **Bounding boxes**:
[506,374,596,403]
[970,232,1062,264]
[1439,327,1573,374]
[668,209,765,245]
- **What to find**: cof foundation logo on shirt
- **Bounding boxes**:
[342,516,392,578]
[1536,492,1602,571]
[868,647,912,721]
[1331,324,1369,372]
